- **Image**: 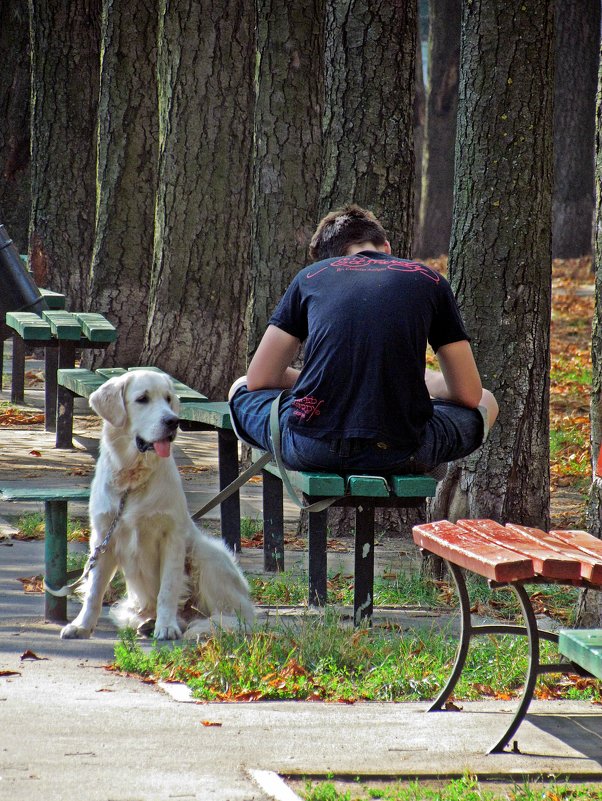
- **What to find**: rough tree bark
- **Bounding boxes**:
[428,1,555,529]
[415,0,460,259]
[246,0,324,360]
[87,0,158,366]
[0,0,30,251]
[552,0,599,259]
[320,0,416,255]
[28,0,100,305]
[576,36,602,627]
[141,0,254,398]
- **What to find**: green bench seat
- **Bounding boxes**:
[3,309,118,438]
[558,629,602,680]
[0,485,91,623]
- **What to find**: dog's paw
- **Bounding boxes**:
[153,622,182,640]
[60,623,92,639]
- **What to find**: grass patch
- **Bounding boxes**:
[301,774,602,801]
[112,610,600,704]
[250,568,580,627]
[14,511,90,542]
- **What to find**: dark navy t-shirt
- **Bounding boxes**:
[268,251,469,452]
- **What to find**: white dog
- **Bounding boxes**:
[60,369,254,640]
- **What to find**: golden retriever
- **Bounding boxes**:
[60,369,254,640]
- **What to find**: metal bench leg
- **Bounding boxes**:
[262,470,284,572]
[44,499,68,623]
[354,505,374,625]
[44,346,58,432]
[428,560,473,711]
[55,341,76,448]
[308,503,328,607]
[217,429,241,552]
[11,335,25,404]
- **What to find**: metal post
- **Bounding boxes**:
[217,429,241,552]
[308,503,328,607]
[262,470,284,571]
[44,500,67,622]
[354,505,374,624]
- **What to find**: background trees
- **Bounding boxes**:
[1,1,601,550]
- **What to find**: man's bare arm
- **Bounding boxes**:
[426,340,483,408]
[246,325,301,390]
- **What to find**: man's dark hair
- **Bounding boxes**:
[308,204,388,261]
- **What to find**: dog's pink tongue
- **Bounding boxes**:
[153,439,172,458]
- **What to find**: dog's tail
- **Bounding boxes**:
[188,527,255,625]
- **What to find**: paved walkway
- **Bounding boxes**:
[1,369,602,799]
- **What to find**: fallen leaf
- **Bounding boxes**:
[200,720,222,727]
[29,450,42,457]
[20,650,47,661]
[0,670,21,677]
[444,700,463,711]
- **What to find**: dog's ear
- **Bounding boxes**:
[89,376,128,428]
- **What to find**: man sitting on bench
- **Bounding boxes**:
[229,204,499,476]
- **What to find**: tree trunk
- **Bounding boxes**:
[141,0,254,398]
[0,0,30,252]
[320,0,416,255]
[413,27,426,251]
[86,0,158,367]
[320,0,417,537]
[552,0,600,259]
[428,1,555,529]
[28,0,100,305]
[415,0,460,259]
[576,34,602,627]
[246,0,324,359]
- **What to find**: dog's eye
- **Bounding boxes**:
[166,394,173,404]
[136,395,149,404]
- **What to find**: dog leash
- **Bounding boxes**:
[43,490,129,597]
[191,391,341,522]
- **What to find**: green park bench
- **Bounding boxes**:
[0,485,91,623]
[252,448,438,624]
[3,309,118,435]
[412,518,602,754]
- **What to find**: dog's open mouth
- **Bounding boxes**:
[136,434,176,458]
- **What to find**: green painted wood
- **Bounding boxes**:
[42,310,82,340]
[391,474,437,497]
[558,629,602,680]
[346,475,390,496]
[5,311,52,340]
[45,499,68,622]
[0,486,90,502]
[57,368,106,398]
[179,401,232,429]
[75,312,118,342]
[253,453,346,495]
[96,367,127,378]
[39,288,66,309]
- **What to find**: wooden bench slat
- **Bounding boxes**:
[255,454,346,496]
[549,528,602,562]
[346,475,389,496]
[179,401,232,429]
[5,311,52,340]
[391,474,438,497]
[95,367,128,378]
[506,523,602,584]
[74,312,118,343]
[558,629,602,680]
[57,367,107,397]
[39,288,66,310]
[0,486,90,502]
[456,519,582,581]
[42,310,83,340]
[413,521,535,583]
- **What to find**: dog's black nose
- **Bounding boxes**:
[163,415,179,431]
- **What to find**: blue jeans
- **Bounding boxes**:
[229,386,485,474]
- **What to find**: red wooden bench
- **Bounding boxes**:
[412,518,602,754]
